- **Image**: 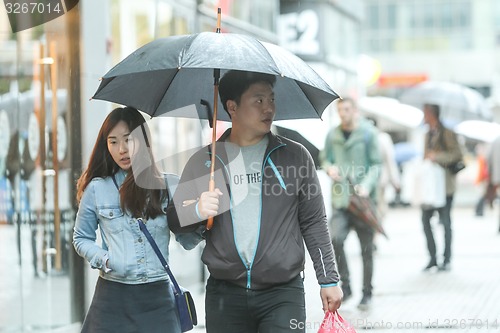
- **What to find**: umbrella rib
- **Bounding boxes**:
[295,81,329,119]
[257,41,281,76]
[150,34,199,117]
[150,70,180,118]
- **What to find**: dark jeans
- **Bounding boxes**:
[330,208,375,296]
[205,275,306,333]
[475,196,485,216]
[421,195,454,264]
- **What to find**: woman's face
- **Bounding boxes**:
[107,120,133,171]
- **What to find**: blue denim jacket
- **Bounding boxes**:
[73,171,203,284]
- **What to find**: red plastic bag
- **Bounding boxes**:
[318,311,356,333]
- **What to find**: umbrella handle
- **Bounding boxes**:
[216,8,221,33]
[206,179,215,230]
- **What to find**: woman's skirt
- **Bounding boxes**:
[81,277,181,333]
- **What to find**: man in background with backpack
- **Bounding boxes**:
[320,97,381,310]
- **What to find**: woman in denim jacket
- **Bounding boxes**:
[73,107,202,333]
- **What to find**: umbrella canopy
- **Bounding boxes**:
[348,192,388,238]
[347,185,389,238]
[399,81,491,125]
[93,26,340,230]
[358,96,423,128]
[92,32,339,121]
[345,178,387,238]
[453,120,500,143]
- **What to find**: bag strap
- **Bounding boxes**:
[138,218,183,296]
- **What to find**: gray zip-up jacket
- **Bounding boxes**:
[168,129,339,290]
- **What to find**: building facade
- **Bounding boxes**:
[362,0,500,114]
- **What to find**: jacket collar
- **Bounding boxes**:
[112,169,128,185]
[216,128,285,153]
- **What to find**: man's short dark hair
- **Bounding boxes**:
[219,70,276,117]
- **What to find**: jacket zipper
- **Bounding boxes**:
[209,143,286,290]
[244,144,286,289]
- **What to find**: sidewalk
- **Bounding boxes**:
[4,203,498,332]
[189,205,500,333]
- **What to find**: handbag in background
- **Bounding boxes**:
[447,160,466,174]
[138,219,197,332]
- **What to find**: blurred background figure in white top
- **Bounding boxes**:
[367,117,401,221]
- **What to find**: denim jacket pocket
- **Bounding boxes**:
[98,208,125,234]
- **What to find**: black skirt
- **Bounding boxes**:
[81,277,181,333]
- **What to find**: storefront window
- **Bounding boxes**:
[0,0,82,325]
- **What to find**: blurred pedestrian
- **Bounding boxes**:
[486,134,500,232]
[320,97,381,310]
[421,104,463,272]
[73,107,202,333]
[167,70,342,333]
[473,143,489,217]
[366,117,401,220]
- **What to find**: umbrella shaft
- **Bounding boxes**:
[216,7,221,33]
[206,71,220,231]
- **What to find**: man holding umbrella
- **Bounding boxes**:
[168,70,342,332]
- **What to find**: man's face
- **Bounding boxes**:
[423,105,435,125]
[337,100,357,127]
[229,81,276,137]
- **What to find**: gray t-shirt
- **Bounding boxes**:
[225,136,268,267]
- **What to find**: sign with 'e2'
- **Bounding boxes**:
[4,0,79,33]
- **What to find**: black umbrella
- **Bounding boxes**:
[92,34,338,121]
[346,178,387,238]
[348,193,388,238]
[92,10,340,228]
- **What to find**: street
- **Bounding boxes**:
[190,204,500,333]
[2,202,499,333]
[308,205,500,333]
